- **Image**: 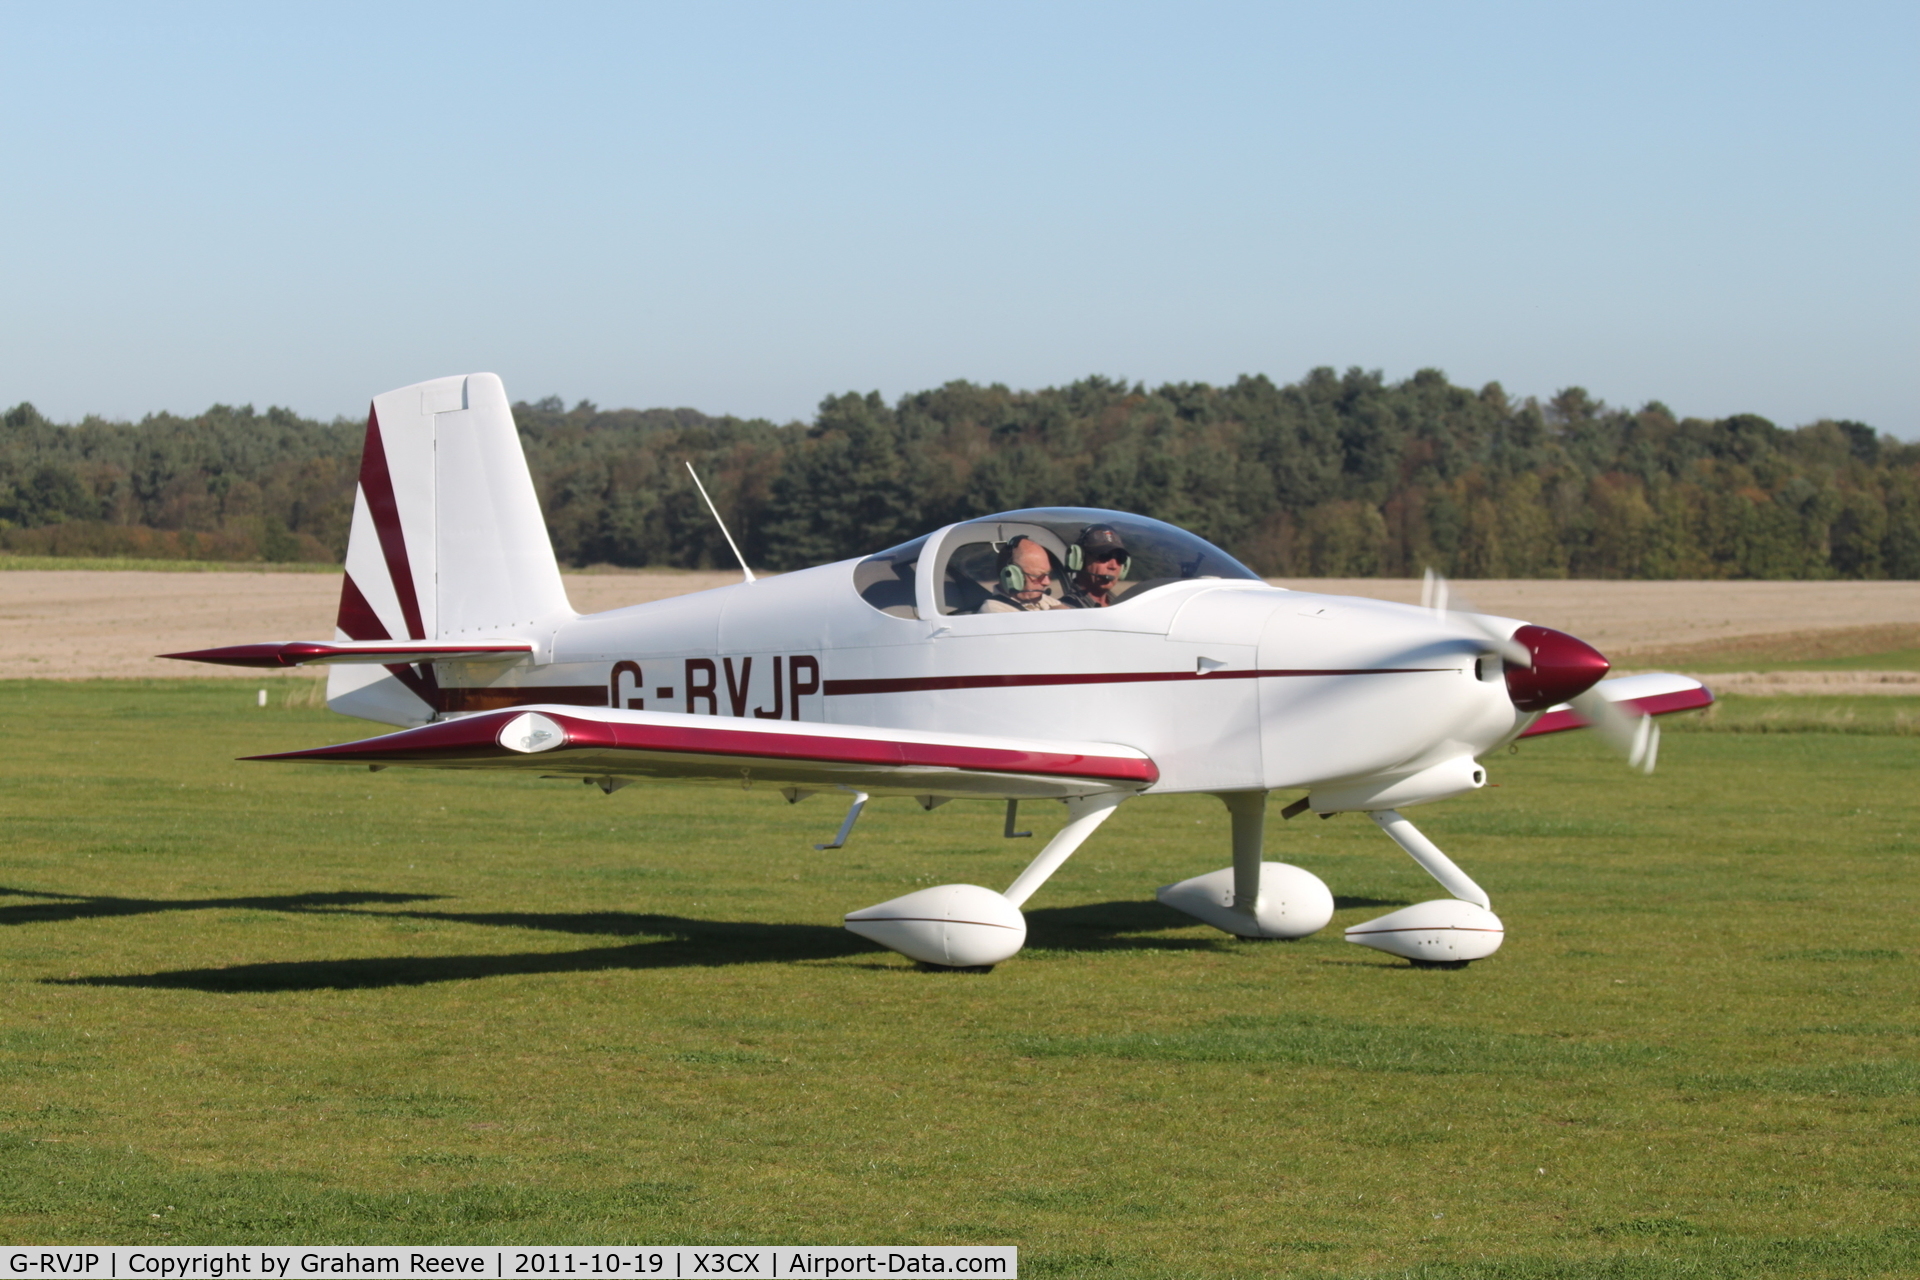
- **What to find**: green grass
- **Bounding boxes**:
[2,681,1918,1277]
[0,556,342,573]
[1628,624,1920,673]
[1667,649,1920,674]
[1768,649,1920,672]
[1666,694,1919,735]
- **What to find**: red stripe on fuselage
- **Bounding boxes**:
[821,667,1446,697]
[407,666,1442,715]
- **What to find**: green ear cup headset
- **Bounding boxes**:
[998,536,1036,593]
[1067,527,1131,578]
[998,530,1129,594]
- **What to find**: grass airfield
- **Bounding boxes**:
[1,680,1917,1277]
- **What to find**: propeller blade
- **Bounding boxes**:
[1423,569,1532,667]
[1568,685,1661,774]
[1424,569,1651,769]
[1484,632,1535,669]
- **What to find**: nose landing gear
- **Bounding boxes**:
[1343,808,1504,965]
[1157,793,1504,968]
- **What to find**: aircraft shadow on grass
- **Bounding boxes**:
[0,885,443,927]
[25,891,1421,994]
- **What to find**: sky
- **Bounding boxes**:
[3,1,1915,436]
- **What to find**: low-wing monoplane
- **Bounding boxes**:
[169,374,1713,969]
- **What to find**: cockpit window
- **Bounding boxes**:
[854,510,1259,620]
[935,523,1071,614]
[852,533,928,618]
[928,508,1259,616]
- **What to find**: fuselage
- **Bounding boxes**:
[347,554,1528,797]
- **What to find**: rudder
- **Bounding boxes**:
[330,373,572,725]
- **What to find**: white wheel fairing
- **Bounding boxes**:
[1156,862,1335,939]
[844,884,1027,967]
[1344,899,1504,964]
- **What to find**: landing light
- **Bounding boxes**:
[498,711,567,753]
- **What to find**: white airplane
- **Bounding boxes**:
[168,373,1713,970]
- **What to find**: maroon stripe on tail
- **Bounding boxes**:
[336,573,392,642]
[337,567,443,712]
[394,661,445,713]
[356,405,426,641]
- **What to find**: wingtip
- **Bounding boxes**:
[161,645,296,668]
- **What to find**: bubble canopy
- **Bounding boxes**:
[853,507,1261,618]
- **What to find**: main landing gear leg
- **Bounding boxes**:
[1002,792,1126,908]
[843,792,1127,969]
[1344,807,1505,967]
[1228,791,1265,926]
[1156,791,1335,939]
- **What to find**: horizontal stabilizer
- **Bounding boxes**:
[162,641,534,669]
[248,705,1158,801]
[1519,672,1713,738]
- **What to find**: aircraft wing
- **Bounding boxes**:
[1518,672,1713,738]
[246,705,1158,801]
[163,641,534,668]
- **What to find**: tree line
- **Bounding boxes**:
[4,369,1916,578]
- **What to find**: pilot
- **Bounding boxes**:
[980,536,1069,613]
[1061,525,1129,608]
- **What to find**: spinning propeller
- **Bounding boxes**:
[1422,570,1660,774]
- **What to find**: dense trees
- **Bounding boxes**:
[0,400,357,561]
[4,370,1916,577]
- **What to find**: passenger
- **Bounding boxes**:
[1062,525,1129,608]
[980,537,1069,612]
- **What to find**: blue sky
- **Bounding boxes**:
[3,1,1915,434]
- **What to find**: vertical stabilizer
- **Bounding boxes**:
[329,373,572,726]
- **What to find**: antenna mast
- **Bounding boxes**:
[685,461,756,584]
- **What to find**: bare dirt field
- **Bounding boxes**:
[2,569,1915,684]
[1269,578,1920,655]
[0,569,744,680]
